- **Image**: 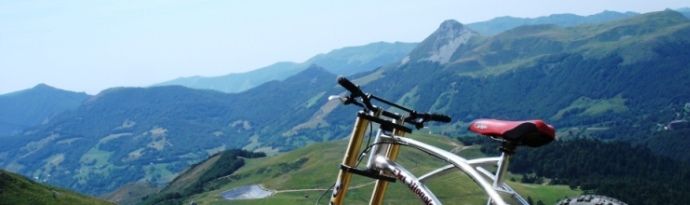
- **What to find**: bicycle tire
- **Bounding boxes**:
[556,195,628,205]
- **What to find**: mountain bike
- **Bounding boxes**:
[326,77,556,205]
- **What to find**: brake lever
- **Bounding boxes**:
[414,121,424,129]
[328,95,348,103]
[329,95,369,110]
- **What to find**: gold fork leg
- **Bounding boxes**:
[330,114,371,205]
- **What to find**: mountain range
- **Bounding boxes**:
[155,9,690,94]
[0,65,338,195]
[1,9,689,201]
[467,10,640,35]
[467,8,690,35]
[156,42,417,93]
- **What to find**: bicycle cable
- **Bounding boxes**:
[360,122,374,162]
[314,183,335,205]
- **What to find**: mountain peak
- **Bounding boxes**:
[32,83,56,90]
[2,83,85,98]
[438,19,464,31]
[27,83,88,96]
[406,19,477,64]
[435,19,469,37]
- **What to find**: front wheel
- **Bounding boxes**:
[556,195,628,205]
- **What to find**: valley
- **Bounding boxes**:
[141,133,581,205]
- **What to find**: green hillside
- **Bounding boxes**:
[467,10,638,35]
[165,133,580,205]
[357,10,690,139]
[137,149,265,205]
[465,8,690,36]
[0,169,112,205]
[0,66,337,195]
[137,133,690,205]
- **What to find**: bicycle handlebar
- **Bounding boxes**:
[337,77,365,98]
[426,113,452,123]
[335,77,452,129]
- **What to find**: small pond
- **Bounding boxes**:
[221,184,273,200]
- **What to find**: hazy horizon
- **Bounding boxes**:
[2,0,689,94]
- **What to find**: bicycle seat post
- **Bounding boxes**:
[494,142,517,189]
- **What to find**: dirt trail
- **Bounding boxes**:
[223,181,378,201]
[449,140,469,153]
[274,181,375,193]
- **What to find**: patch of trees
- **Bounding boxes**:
[643,129,690,162]
[490,139,690,205]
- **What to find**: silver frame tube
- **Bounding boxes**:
[374,134,511,205]
[371,155,442,205]
[418,164,454,183]
[494,153,511,188]
[366,129,390,170]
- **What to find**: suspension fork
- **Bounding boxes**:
[330,111,376,205]
[368,119,406,205]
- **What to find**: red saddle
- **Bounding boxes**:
[468,119,555,147]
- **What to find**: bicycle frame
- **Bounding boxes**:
[329,114,530,205]
[372,133,530,205]
[328,77,543,205]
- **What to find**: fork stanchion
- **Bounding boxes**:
[330,112,374,205]
[368,120,406,205]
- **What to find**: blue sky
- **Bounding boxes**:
[1,0,689,94]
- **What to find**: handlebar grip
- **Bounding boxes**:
[428,113,452,123]
[337,77,365,97]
